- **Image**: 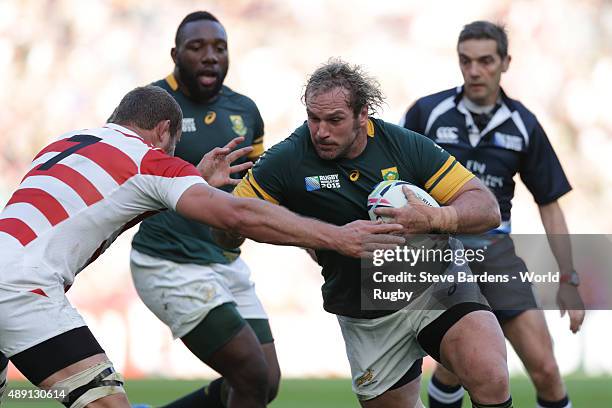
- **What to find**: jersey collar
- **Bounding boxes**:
[104,123,144,140]
[454,86,514,147]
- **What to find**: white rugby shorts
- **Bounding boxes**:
[0,283,87,357]
[130,249,267,339]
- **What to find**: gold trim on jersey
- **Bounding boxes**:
[165,74,179,91]
[247,142,264,159]
[425,157,454,190]
[367,119,375,137]
[429,163,474,204]
[234,170,279,204]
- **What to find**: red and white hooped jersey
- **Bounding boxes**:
[0,123,205,288]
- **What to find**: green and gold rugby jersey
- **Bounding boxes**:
[234,118,473,318]
[132,74,264,265]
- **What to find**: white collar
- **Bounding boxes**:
[104,123,143,139]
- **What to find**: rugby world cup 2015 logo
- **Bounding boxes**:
[305,174,341,191]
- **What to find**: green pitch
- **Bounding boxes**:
[2,376,611,407]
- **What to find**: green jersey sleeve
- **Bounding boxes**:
[403,129,474,204]
[234,136,297,205]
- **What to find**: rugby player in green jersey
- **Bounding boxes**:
[129,11,275,408]
[231,60,514,408]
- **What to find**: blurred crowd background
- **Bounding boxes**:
[2,0,612,379]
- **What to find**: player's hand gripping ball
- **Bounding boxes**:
[367,180,439,222]
[367,180,441,249]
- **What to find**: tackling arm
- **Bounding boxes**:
[175,184,405,258]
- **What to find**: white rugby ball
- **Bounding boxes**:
[367,180,442,250]
[367,180,439,223]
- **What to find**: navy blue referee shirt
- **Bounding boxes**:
[401,86,571,232]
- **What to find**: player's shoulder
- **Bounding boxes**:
[140,147,199,178]
[151,76,176,94]
[501,89,541,134]
[256,122,308,166]
[219,85,260,111]
[372,117,427,143]
[274,122,310,153]
[501,91,538,125]
[412,87,459,112]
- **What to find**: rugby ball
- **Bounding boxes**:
[367,180,441,250]
[367,180,439,223]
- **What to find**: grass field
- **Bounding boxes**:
[2,376,611,407]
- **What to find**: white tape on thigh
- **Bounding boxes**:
[50,361,124,408]
[0,363,7,398]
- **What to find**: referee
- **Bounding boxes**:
[402,21,584,408]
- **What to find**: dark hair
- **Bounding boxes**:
[458,21,509,58]
[303,58,384,116]
[175,11,221,47]
[109,86,183,138]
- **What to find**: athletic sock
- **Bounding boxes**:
[537,395,571,408]
[428,375,464,408]
[162,378,226,408]
[471,396,513,408]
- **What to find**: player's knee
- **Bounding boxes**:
[48,361,125,408]
[433,363,461,386]
[529,358,561,390]
[227,352,269,401]
[463,362,508,401]
[266,364,281,402]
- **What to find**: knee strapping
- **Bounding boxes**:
[0,354,8,398]
[50,361,125,408]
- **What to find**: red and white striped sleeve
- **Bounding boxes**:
[137,149,206,210]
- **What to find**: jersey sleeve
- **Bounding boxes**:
[233,137,294,205]
[400,101,425,134]
[519,121,572,205]
[405,131,474,204]
[137,149,206,211]
[248,104,265,160]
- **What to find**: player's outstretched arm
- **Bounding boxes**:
[176,184,405,258]
[375,178,500,234]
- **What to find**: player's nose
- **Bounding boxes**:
[201,45,219,63]
[317,122,331,139]
[468,64,480,78]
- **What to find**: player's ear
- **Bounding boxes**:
[501,54,511,73]
[154,120,172,144]
[171,47,178,64]
[358,105,368,126]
